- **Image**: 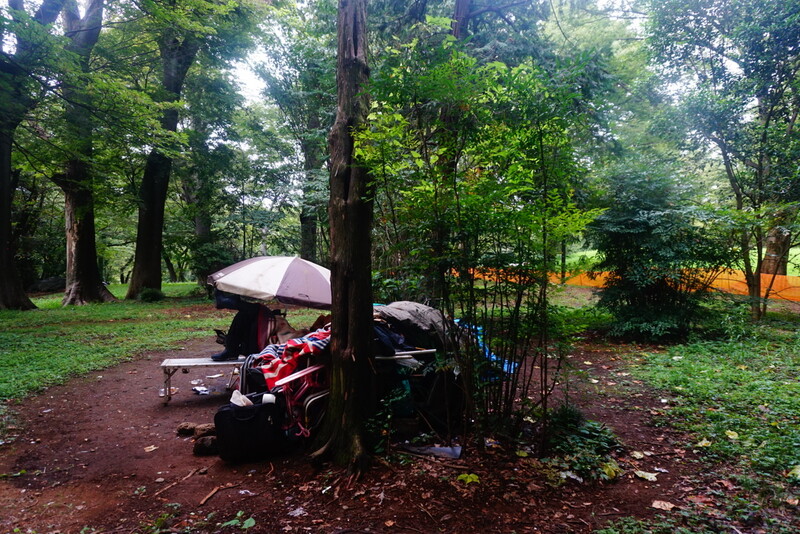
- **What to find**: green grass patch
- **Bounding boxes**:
[596,516,718,534]
[0,283,325,401]
[0,291,225,401]
[636,325,800,480]
[610,315,800,533]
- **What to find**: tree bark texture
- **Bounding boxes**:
[761,226,790,276]
[313,0,374,471]
[0,0,66,310]
[126,34,200,299]
[62,182,115,304]
[59,0,115,305]
[452,0,470,39]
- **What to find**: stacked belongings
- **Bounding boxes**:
[215,326,332,462]
[215,329,340,462]
[372,302,465,440]
[215,301,469,462]
[242,326,332,394]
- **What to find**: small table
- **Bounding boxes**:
[160,357,243,404]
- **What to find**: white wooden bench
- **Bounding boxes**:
[160,357,243,404]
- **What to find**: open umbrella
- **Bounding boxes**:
[207,256,331,309]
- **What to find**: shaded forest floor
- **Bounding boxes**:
[0,304,786,533]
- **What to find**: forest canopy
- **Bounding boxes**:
[1,0,797,327]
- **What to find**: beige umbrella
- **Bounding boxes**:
[207,256,331,309]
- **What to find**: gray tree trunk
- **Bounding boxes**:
[59,0,115,305]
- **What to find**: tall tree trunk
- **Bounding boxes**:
[127,150,173,297]
[452,0,470,39]
[62,180,115,303]
[0,0,66,310]
[59,0,114,305]
[312,0,373,472]
[163,249,179,282]
[299,208,318,262]
[126,36,200,299]
[0,131,35,310]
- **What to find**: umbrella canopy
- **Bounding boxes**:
[207,256,331,309]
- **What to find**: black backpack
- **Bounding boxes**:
[214,392,286,463]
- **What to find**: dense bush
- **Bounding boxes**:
[137,288,166,302]
[587,156,735,341]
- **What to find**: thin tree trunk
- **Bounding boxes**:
[163,248,178,282]
[761,226,790,276]
[300,208,318,262]
[312,0,373,472]
[300,148,323,263]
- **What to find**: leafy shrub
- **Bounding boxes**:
[372,270,424,304]
[692,297,754,341]
[137,288,165,302]
[587,155,735,341]
[190,242,235,284]
[542,404,623,482]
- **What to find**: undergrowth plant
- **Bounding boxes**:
[541,404,623,483]
[587,155,735,341]
[359,23,604,445]
[621,314,800,533]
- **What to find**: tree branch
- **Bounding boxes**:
[468,0,530,20]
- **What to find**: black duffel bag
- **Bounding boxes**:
[214,392,285,463]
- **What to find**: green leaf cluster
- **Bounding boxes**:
[588,154,737,340]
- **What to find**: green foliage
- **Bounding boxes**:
[636,319,800,483]
[646,0,800,319]
[692,297,754,342]
[357,18,608,440]
[220,510,256,530]
[189,242,235,284]
[456,473,480,484]
[364,386,409,454]
[542,404,623,483]
[588,155,735,340]
[596,516,717,534]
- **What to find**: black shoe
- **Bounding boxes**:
[211,350,238,361]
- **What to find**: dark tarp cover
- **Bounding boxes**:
[373,301,451,351]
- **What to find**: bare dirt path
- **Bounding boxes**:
[0,335,708,533]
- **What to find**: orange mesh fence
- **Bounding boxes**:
[470,268,800,302]
[710,271,800,301]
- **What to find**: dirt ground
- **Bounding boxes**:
[0,327,729,534]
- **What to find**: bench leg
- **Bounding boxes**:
[227,367,240,391]
[163,367,179,405]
